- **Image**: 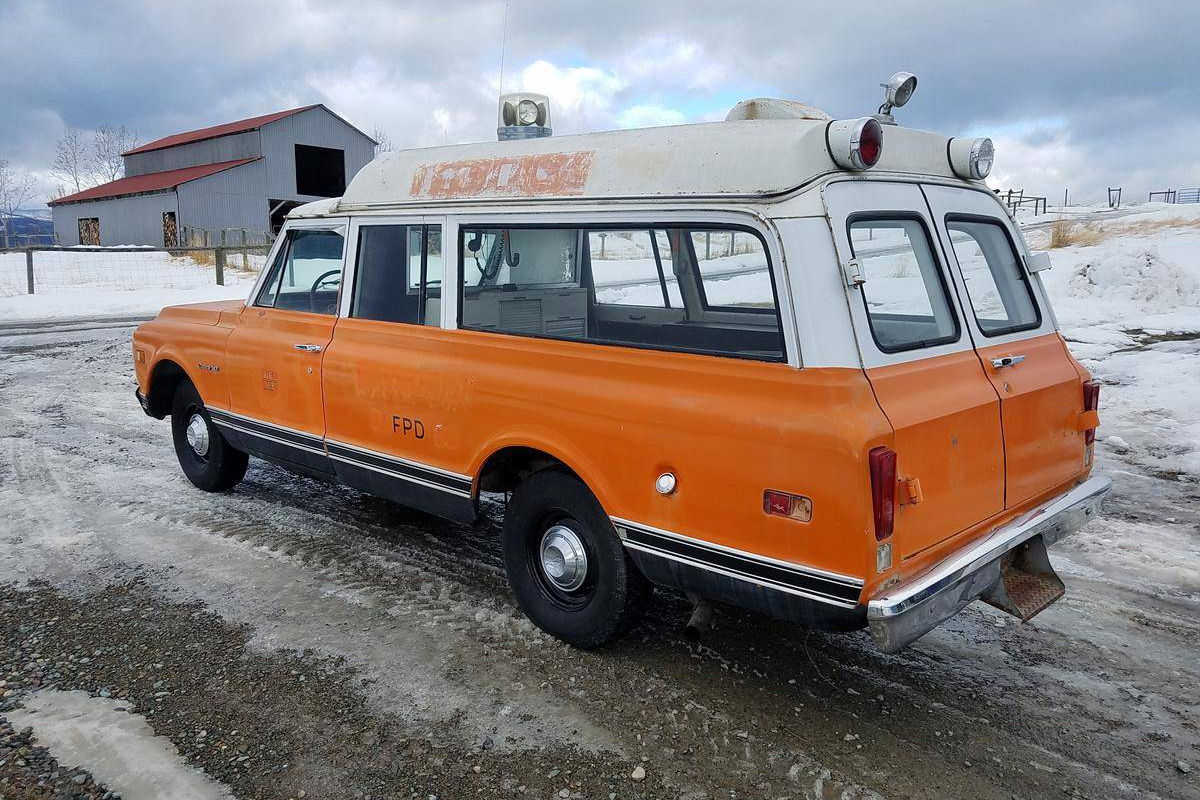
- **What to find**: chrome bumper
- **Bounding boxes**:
[867,476,1111,652]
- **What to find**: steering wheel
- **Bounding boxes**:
[309,269,341,312]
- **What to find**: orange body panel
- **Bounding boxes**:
[321,322,893,583]
[225,307,335,439]
[132,300,243,407]
[864,351,1004,559]
[975,333,1087,508]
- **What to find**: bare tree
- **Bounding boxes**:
[372,126,395,156]
[92,124,138,184]
[52,127,91,193]
[0,158,35,247]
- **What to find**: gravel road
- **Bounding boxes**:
[0,319,1196,800]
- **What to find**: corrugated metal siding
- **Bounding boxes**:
[176,160,270,235]
[51,192,178,246]
[54,107,375,244]
[124,130,262,177]
[258,106,376,201]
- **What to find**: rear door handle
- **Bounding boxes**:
[990,354,1026,369]
[293,343,323,352]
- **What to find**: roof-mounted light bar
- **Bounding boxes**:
[827,117,884,171]
[948,137,994,180]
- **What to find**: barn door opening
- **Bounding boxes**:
[268,199,302,235]
[78,217,100,246]
[162,211,178,248]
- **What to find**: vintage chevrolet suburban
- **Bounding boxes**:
[132,85,1109,651]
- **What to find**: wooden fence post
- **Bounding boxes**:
[215,231,226,286]
[26,248,35,295]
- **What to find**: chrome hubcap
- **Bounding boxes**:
[185,413,210,457]
[539,525,588,592]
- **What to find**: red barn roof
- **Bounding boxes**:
[122,105,321,155]
[49,158,260,206]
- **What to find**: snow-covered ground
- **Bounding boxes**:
[0,248,262,321]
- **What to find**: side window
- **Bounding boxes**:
[351,224,442,326]
[265,229,345,314]
[590,230,668,308]
[459,223,784,362]
[945,218,1040,335]
[690,230,775,312]
[848,218,959,353]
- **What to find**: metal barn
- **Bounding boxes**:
[49,105,376,246]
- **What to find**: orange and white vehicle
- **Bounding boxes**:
[133,78,1109,651]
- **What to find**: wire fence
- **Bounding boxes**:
[0,245,270,297]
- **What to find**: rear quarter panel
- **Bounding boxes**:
[360,328,898,585]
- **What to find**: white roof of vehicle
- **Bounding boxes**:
[303,116,968,215]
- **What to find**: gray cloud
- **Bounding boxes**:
[4,0,1198,206]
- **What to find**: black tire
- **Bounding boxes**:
[170,382,248,492]
[502,470,652,648]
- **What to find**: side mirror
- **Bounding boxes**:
[1025,251,1053,273]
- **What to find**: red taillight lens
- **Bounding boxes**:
[868,447,896,541]
[1082,380,1100,445]
[858,118,883,168]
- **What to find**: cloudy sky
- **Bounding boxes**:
[4,0,1199,208]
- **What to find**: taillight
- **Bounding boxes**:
[1082,380,1100,445]
[868,447,896,541]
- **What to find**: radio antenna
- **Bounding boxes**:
[498,1,510,95]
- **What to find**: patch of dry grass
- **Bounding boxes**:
[1046,215,1200,248]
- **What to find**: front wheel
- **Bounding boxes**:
[502,470,652,648]
[170,382,248,492]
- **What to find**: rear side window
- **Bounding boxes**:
[256,229,345,315]
[690,231,774,312]
[351,224,442,326]
[848,217,959,353]
[945,218,1040,335]
[459,224,784,361]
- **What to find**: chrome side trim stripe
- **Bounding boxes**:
[612,517,863,608]
[325,440,473,494]
[206,408,474,498]
[326,449,472,498]
[209,416,327,457]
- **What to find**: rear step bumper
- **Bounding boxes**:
[867,476,1111,652]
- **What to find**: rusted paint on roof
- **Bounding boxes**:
[410,151,595,200]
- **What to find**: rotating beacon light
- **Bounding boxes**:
[498,92,552,141]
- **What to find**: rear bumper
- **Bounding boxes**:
[867,475,1111,652]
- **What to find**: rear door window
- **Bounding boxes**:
[945,218,1040,335]
[848,217,959,353]
[351,224,442,326]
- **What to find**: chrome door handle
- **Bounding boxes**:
[990,354,1026,369]
[293,343,323,353]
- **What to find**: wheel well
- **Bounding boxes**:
[476,446,579,495]
[146,359,190,419]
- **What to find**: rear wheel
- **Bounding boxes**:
[170,382,248,492]
[502,470,651,648]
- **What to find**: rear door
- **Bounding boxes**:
[922,185,1085,507]
[824,181,1004,559]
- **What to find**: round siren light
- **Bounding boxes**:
[948,137,994,180]
[827,117,883,171]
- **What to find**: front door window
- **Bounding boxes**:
[256,229,345,314]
